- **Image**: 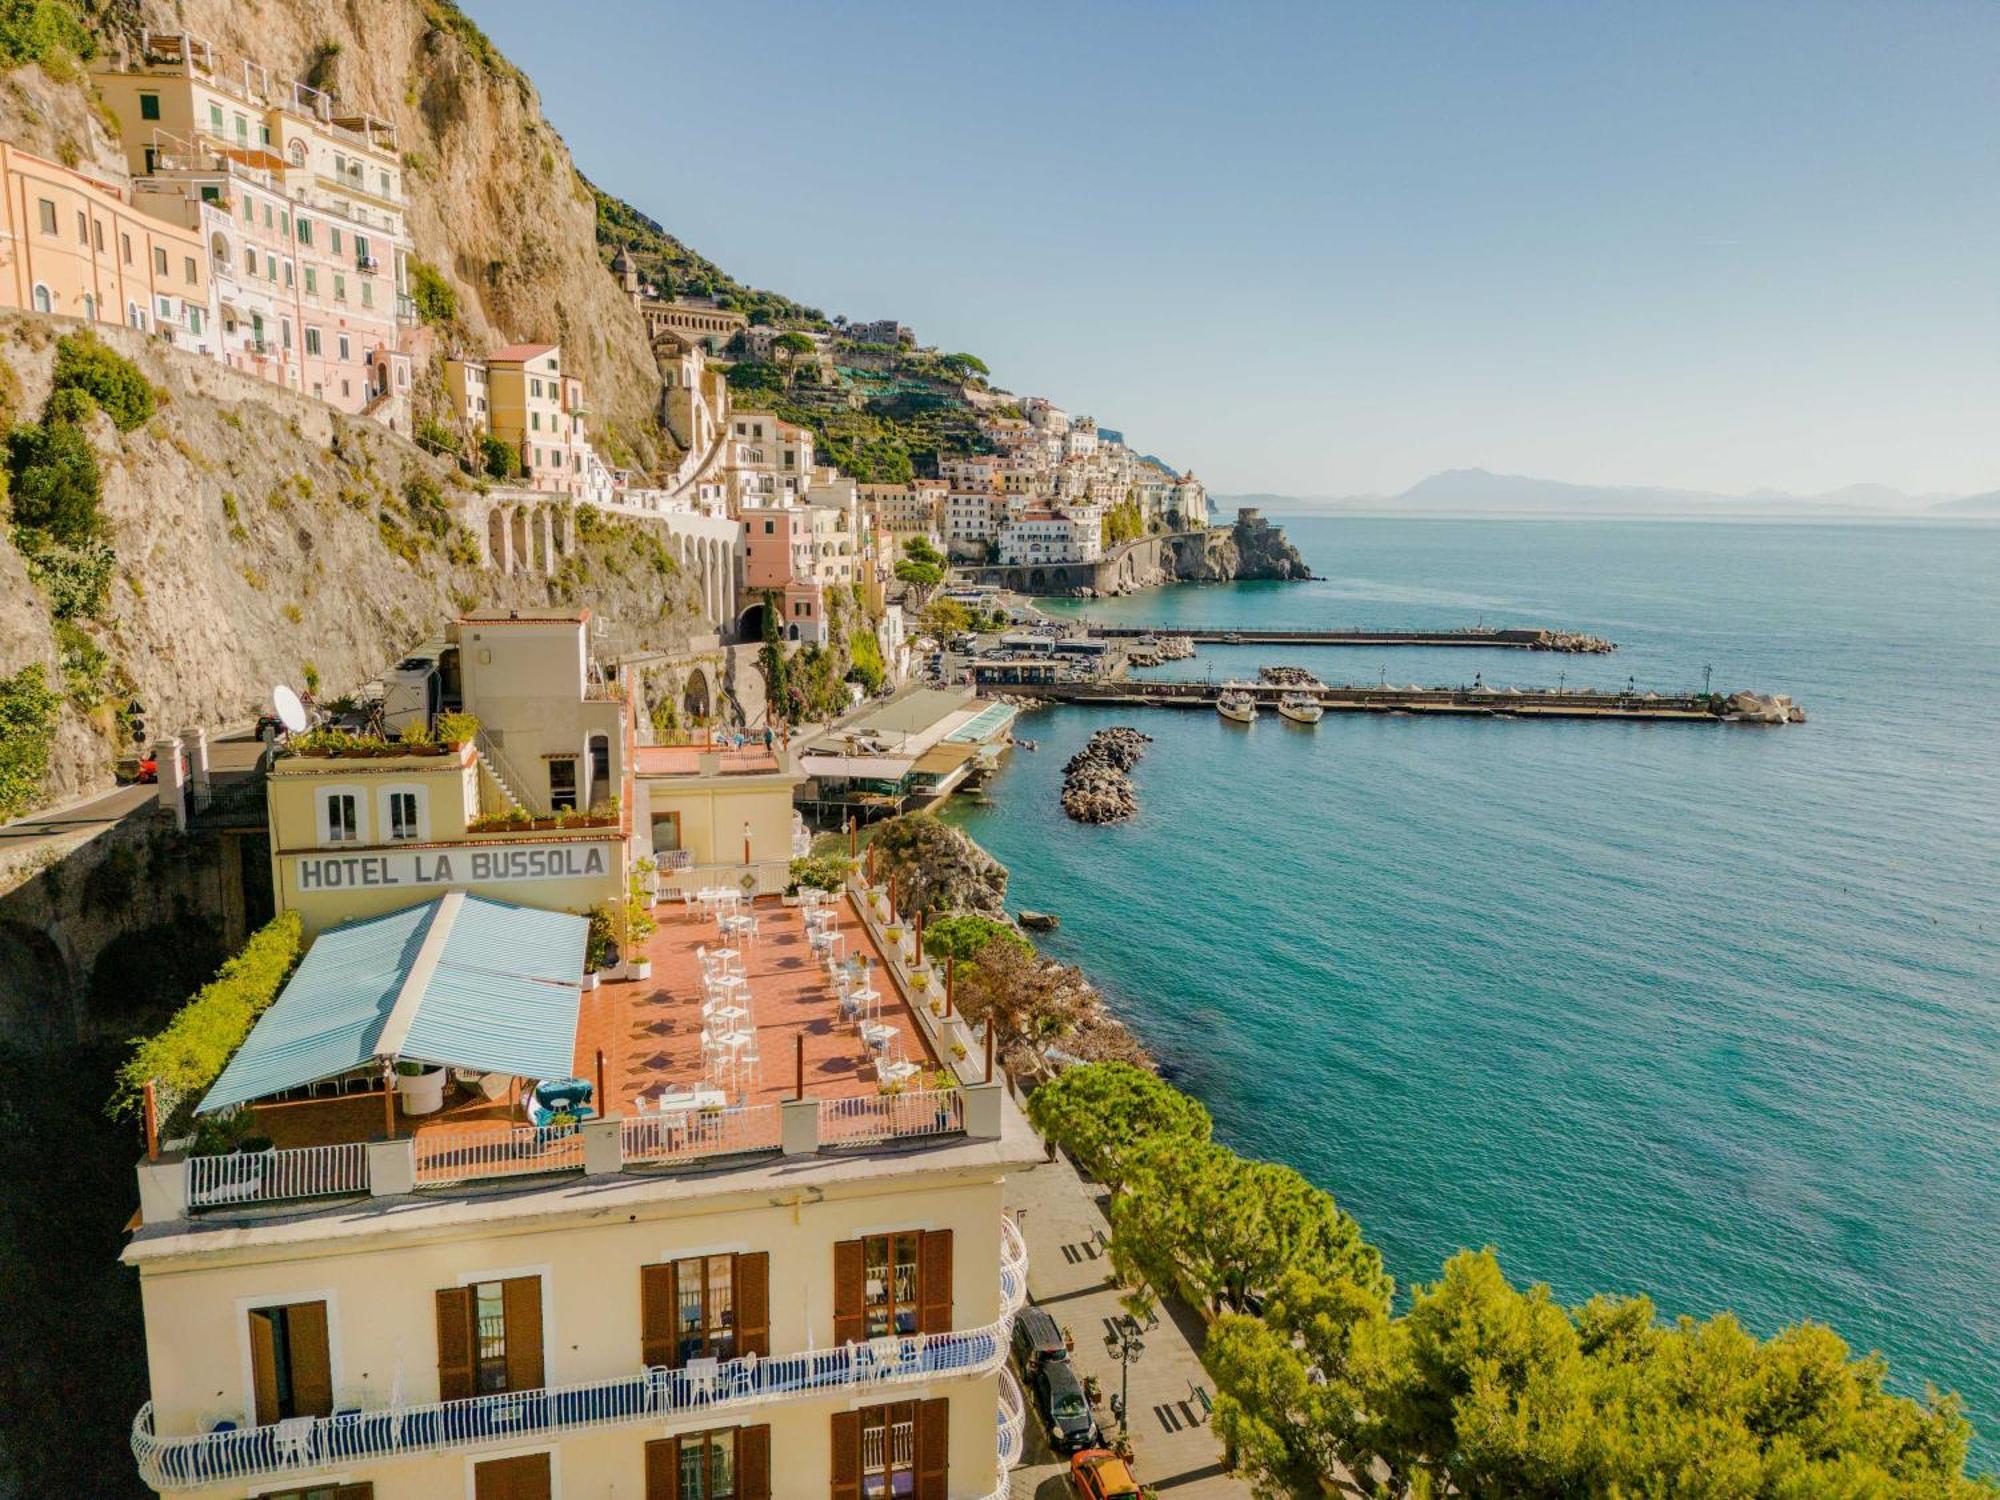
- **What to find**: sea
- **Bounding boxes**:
[944,515,2000,1459]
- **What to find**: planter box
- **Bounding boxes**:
[582,972,600,993]
[628,958,653,981]
[395,1066,447,1116]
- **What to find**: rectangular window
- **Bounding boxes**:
[139,92,161,120]
[355,234,370,263]
[360,281,372,308]
[387,790,418,840]
[646,1428,771,1500]
[36,198,54,235]
[296,217,312,246]
[266,253,277,281]
[436,1277,542,1400]
[835,1232,951,1344]
[235,113,248,142]
[304,266,317,296]
[209,103,223,132]
[183,255,196,283]
[246,1302,332,1426]
[333,273,346,301]
[337,334,350,361]
[153,245,167,276]
[188,308,202,336]
[156,296,172,321]
[305,327,322,356]
[243,195,253,224]
[324,793,358,843]
[284,261,294,288]
[548,757,577,812]
[330,227,343,254]
[92,219,103,251]
[244,247,256,275]
[281,317,292,351]
[834,1401,946,1500]
[77,210,88,245]
[473,1454,550,1500]
[262,203,272,228]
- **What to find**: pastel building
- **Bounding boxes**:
[740,502,826,644]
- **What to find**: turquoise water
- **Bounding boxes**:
[947,517,2000,1458]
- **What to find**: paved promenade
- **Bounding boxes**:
[1006,1150,1249,1500]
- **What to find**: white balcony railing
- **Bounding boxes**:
[820,1088,965,1146]
[997,1365,1026,1470]
[620,1103,781,1166]
[412,1123,583,1186]
[186,1142,367,1209]
[131,1216,1029,1492]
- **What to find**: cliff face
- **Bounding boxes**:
[0,318,701,812]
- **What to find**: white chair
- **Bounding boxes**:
[685,1356,719,1402]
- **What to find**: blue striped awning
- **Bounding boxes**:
[945,701,1018,743]
[198,893,586,1114]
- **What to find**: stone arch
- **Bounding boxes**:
[0,920,72,1044]
[487,506,508,570]
[509,506,531,574]
[1028,568,1048,592]
[682,665,713,720]
[737,599,769,642]
[787,622,800,641]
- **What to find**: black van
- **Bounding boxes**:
[1011,1304,1067,1378]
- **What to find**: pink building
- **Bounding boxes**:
[740,503,826,644]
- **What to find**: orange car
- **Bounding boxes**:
[1070,1449,1143,1500]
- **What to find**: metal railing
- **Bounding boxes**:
[820,1089,965,1146]
[997,1365,1026,1469]
[412,1124,582,1186]
[186,1142,368,1209]
[472,729,535,813]
[620,1104,781,1167]
[131,1217,1028,1491]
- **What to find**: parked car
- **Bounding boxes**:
[1036,1356,1100,1454]
[1011,1304,1067,1378]
[1070,1449,1142,1500]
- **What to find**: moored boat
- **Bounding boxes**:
[1278,693,1324,724]
[1217,687,1258,723]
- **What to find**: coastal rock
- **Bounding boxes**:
[1018,909,1060,931]
[1059,727,1152,823]
[1259,665,1323,686]
[869,811,1009,916]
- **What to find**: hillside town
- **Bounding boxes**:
[0,28,1210,667]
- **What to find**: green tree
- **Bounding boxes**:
[923,912,1029,966]
[407,258,457,325]
[755,590,789,721]
[893,555,945,603]
[8,415,101,543]
[773,331,816,363]
[939,352,989,381]
[918,597,972,640]
[480,433,522,479]
[1026,1061,1211,1193]
[51,332,155,430]
[0,663,58,820]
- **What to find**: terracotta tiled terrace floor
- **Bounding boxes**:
[250,893,938,1151]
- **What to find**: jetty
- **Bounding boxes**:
[1085,625,1615,652]
[1005,680,1804,724]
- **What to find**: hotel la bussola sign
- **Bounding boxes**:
[290,840,616,893]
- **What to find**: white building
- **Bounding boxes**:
[996,505,1102,566]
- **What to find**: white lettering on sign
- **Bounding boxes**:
[292,842,613,892]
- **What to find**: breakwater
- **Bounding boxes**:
[1009,679,1805,723]
[1087,624,1615,651]
[1059,728,1152,823]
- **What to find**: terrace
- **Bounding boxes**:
[144,879,993,1219]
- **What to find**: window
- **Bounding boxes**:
[139,92,160,120]
[588,733,611,793]
[647,1428,773,1500]
[531,411,541,432]
[304,266,317,296]
[92,219,103,251]
[82,293,95,320]
[355,234,369,263]
[547,757,577,812]
[283,260,294,288]
[235,113,248,142]
[385,790,421,841]
[651,811,681,854]
[834,1400,947,1500]
[76,209,87,245]
[262,1485,373,1500]
[530,378,542,398]
[266,252,277,281]
[243,195,253,224]
[360,280,372,308]
[281,317,293,351]
[305,327,322,356]
[279,211,289,236]
[183,255,197,283]
[436,1276,542,1400]
[151,245,166,276]
[472,1454,550,1500]
[333,273,346,302]
[378,170,391,197]
[187,307,201,336]
[243,246,256,275]
[209,103,223,132]
[246,1301,332,1426]
[322,792,359,844]
[337,334,350,361]
[330,227,343,254]
[31,284,51,314]
[296,217,312,247]
[262,203,273,228]
[835,1232,951,1343]
[156,296,172,322]
[35,198,54,235]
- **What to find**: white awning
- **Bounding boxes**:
[801,753,916,781]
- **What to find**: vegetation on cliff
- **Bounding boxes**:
[1032,1062,1997,1499]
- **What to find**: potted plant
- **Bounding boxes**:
[625,872,657,980]
[950,1041,968,1062]
[394,1058,447,1115]
[582,904,616,990]
[636,856,660,898]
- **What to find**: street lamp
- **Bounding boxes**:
[742,819,752,868]
[1107,1316,1145,1441]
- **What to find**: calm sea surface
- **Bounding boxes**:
[945,516,2000,1457]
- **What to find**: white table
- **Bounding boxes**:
[859,1020,896,1052]
[879,1058,921,1085]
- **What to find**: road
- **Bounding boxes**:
[0,735,265,860]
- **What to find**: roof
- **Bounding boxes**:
[800,753,914,782]
[634,744,783,777]
[488,342,559,363]
[199,894,586,1114]
[944,701,1017,743]
[913,742,974,776]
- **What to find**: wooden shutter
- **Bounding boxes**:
[248,1308,280,1426]
[287,1300,334,1418]
[644,1437,680,1500]
[435,1286,475,1402]
[641,1263,676,1368]
[736,1252,770,1358]
[915,1397,950,1500]
[475,1452,551,1500]
[832,1238,866,1345]
[918,1230,954,1334]
[503,1275,545,1391]
[332,1486,374,1500]
[830,1410,861,1500]
[739,1423,772,1500]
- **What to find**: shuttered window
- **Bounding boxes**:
[437,1276,543,1401]
[837,1400,947,1500]
[262,1485,373,1500]
[247,1301,333,1426]
[641,1252,767,1368]
[834,1231,952,1344]
[472,1452,551,1500]
[645,1424,770,1500]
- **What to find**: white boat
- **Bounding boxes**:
[1278,693,1324,724]
[1216,687,1258,723]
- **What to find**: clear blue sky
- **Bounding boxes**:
[467,1,1999,498]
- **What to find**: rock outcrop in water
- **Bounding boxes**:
[1060,727,1152,823]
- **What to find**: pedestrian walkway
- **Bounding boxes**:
[1006,1151,1250,1500]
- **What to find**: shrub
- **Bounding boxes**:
[923,912,1029,966]
[788,853,853,894]
[13,527,113,618]
[53,618,109,707]
[0,0,95,72]
[583,904,615,972]
[431,710,480,747]
[407,257,456,325]
[7,417,101,543]
[625,871,656,947]
[109,912,305,1120]
[480,433,521,479]
[51,332,156,431]
[0,663,58,820]
[43,384,95,425]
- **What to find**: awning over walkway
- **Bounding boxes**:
[199,892,586,1114]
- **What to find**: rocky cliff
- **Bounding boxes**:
[1171,509,1313,583]
[0,317,702,812]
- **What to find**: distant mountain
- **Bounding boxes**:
[1932,489,2000,514]
[1220,468,1987,517]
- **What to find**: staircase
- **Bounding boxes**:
[472,731,534,817]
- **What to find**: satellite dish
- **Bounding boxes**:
[272,684,308,735]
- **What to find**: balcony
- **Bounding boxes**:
[130,1218,1027,1490]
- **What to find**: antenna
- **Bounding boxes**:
[272,683,308,735]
